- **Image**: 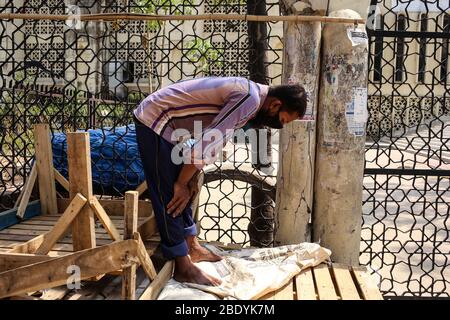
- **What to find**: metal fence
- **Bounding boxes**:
[0,0,282,246]
[363,0,449,298]
[0,0,449,298]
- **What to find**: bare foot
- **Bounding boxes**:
[173,256,222,286]
[186,236,223,263]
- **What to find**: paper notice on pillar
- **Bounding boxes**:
[345,87,368,136]
[353,87,368,122]
[347,28,368,47]
[157,243,331,300]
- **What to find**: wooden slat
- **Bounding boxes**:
[89,197,121,241]
[352,267,383,300]
[135,181,147,196]
[8,234,46,254]
[0,239,139,299]
[331,263,361,300]
[313,264,338,300]
[67,132,96,251]
[137,215,158,240]
[0,252,54,272]
[133,232,157,280]
[122,191,139,300]
[53,168,69,192]
[35,193,87,255]
[34,124,58,215]
[0,227,116,241]
[16,164,38,219]
[295,268,317,300]
[260,279,295,300]
[273,279,295,300]
[139,261,174,300]
[57,198,153,217]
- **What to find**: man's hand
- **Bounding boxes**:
[167,181,191,217]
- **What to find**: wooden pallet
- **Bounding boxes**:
[260,263,383,300]
[0,214,159,255]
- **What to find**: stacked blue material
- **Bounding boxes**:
[52,125,145,195]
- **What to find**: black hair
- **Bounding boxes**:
[267,84,308,118]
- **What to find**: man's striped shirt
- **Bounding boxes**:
[133,77,269,165]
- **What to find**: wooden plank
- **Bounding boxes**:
[0,239,139,299]
[136,181,147,196]
[35,193,87,255]
[313,264,338,300]
[53,168,69,192]
[273,279,295,300]
[352,266,383,300]
[331,263,361,300]
[34,124,58,215]
[8,234,45,254]
[0,200,41,231]
[4,234,114,248]
[122,191,139,300]
[0,228,114,241]
[0,252,54,272]
[89,197,121,241]
[8,222,125,234]
[16,164,38,219]
[133,232,157,280]
[260,279,294,300]
[57,198,153,217]
[295,268,317,300]
[139,260,174,300]
[137,215,158,240]
[67,132,96,251]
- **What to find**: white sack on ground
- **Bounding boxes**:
[158,242,331,300]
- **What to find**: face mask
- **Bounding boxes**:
[248,109,283,129]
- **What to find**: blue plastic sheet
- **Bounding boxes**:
[52,125,144,195]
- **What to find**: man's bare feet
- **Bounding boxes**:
[186,236,223,263]
[173,256,222,286]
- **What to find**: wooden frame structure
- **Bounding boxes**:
[0,125,158,300]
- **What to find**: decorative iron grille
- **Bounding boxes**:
[0,0,449,298]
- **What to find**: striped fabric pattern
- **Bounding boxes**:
[133,76,269,165]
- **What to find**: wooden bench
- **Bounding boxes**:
[139,258,383,300]
[261,263,383,300]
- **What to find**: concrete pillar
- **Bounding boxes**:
[274,1,325,245]
[312,9,369,265]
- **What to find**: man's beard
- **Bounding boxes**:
[247,109,284,129]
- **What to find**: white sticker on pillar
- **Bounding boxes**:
[353,87,368,122]
[345,87,368,136]
[347,28,368,47]
[289,75,315,121]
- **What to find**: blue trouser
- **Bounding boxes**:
[134,116,197,259]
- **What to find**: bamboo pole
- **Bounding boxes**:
[0,13,365,24]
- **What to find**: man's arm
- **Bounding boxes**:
[168,79,260,216]
[167,163,199,216]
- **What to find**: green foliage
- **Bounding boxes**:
[133,0,196,30]
[186,38,224,73]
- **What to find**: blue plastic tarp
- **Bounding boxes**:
[52,125,145,195]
